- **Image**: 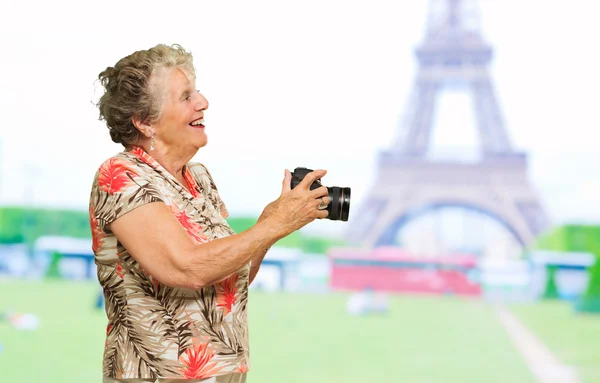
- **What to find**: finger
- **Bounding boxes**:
[298,169,327,190]
[309,185,329,198]
[316,209,329,219]
[281,169,292,194]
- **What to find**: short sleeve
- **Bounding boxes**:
[89,156,165,232]
[187,163,229,219]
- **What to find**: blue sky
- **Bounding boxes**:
[0,0,598,237]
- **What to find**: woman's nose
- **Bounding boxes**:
[195,93,209,111]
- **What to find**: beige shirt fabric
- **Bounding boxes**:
[102,372,247,383]
[89,146,250,380]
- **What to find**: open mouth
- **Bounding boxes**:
[190,118,205,128]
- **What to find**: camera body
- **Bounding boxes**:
[290,167,351,222]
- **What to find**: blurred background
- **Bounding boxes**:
[0,0,599,382]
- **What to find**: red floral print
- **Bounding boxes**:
[116,262,124,279]
[183,167,201,198]
[170,205,208,244]
[98,158,137,194]
[216,274,238,316]
[89,205,104,252]
[179,343,224,379]
[237,362,249,373]
[130,146,156,168]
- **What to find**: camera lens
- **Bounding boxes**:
[327,186,351,222]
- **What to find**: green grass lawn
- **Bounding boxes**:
[248,292,533,383]
[2,280,586,383]
[509,301,600,383]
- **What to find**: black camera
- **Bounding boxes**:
[290,167,351,222]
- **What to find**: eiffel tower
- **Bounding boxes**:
[345,0,550,250]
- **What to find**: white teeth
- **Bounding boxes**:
[191,118,204,126]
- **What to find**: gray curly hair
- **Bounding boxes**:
[96,44,196,147]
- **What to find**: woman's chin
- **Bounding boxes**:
[192,137,208,150]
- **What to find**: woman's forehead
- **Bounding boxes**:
[153,67,196,96]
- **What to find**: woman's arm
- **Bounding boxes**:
[110,169,329,289]
[246,202,280,286]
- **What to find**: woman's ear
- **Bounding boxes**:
[132,116,153,138]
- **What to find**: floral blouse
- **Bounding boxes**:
[89,146,250,380]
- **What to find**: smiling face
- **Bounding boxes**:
[150,66,209,153]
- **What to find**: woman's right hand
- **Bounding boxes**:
[258,169,330,236]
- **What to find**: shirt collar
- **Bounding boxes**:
[128,146,201,199]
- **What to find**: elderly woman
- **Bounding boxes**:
[89,44,329,383]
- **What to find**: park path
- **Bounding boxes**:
[495,306,582,383]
